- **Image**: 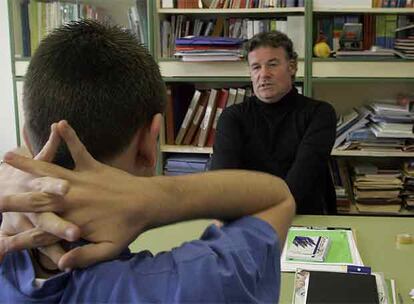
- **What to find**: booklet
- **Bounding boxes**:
[281,226,364,272]
[293,269,379,304]
[293,269,396,304]
[286,236,331,262]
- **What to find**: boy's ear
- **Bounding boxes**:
[22,125,34,157]
[134,113,162,169]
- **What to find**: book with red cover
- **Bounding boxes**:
[183,90,210,145]
[198,89,218,147]
[165,86,175,145]
[206,89,229,147]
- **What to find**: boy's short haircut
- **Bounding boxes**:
[24,20,166,168]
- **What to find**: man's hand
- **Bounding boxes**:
[3,121,150,270]
[0,123,80,264]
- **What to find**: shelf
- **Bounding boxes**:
[331,149,414,157]
[157,8,305,14]
[160,144,212,154]
[337,203,414,217]
[313,60,414,78]
[312,77,414,83]
[162,147,414,157]
[14,59,30,77]
[313,8,414,14]
[159,59,305,78]
[11,56,307,80]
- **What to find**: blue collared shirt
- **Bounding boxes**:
[0,216,280,303]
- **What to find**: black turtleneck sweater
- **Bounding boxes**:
[210,88,337,214]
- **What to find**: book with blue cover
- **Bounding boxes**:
[287,236,331,262]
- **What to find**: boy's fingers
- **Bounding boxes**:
[34,123,61,162]
[28,177,69,196]
[3,152,72,180]
[57,121,96,169]
[0,192,64,213]
[58,242,119,271]
[0,228,58,254]
[27,212,81,242]
[38,243,66,266]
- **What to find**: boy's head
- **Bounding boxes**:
[23,20,166,174]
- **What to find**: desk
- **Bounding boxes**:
[281,216,414,304]
[130,215,414,303]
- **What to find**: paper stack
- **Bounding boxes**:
[286,236,331,262]
[352,163,403,214]
[174,36,245,62]
[281,226,364,273]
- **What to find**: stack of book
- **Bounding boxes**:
[329,159,352,212]
[15,0,145,57]
[335,101,414,151]
[281,226,364,273]
[174,36,245,62]
[161,14,305,58]
[394,24,414,59]
[170,87,250,147]
[401,161,414,211]
[164,154,210,176]
[208,0,304,8]
[334,107,370,149]
[352,163,403,214]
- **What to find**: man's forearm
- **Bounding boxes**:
[145,170,292,229]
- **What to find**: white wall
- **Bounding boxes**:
[0,1,17,157]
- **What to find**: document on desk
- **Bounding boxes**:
[281,226,364,272]
[293,269,396,304]
[293,269,379,304]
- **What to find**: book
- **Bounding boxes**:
[234,88,245,104]
[287,16,305,58]
[281,226,364,273]
[286,236,331,262]
[293,269,379,304]
[161,0,174,8]
[226,88,238,107]
[175,90,201,145]
[206,89,228,147]
[165,86,175,145]
[182,90,210,145]
[198,89,218,147]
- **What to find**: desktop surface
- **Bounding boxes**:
[280,215,413,304]
[131,215,414,303]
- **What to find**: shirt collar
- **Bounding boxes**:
[253,86,298,111]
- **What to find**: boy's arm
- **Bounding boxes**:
[1,121,295,270]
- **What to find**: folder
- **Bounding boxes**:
[293,269,379,304]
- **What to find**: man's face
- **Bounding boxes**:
[248,46,296,104]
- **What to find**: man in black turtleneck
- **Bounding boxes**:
[211,31,337,215]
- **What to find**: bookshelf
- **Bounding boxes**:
[154,1,414,216]
[153,0,308,174]
[310,2,414,216]
[5,0,414,215]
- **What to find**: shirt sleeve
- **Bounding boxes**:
[171,216,281,303]
[285,102,337,209]
[210,107,243,170]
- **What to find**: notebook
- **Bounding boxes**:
[293,269,379,304]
